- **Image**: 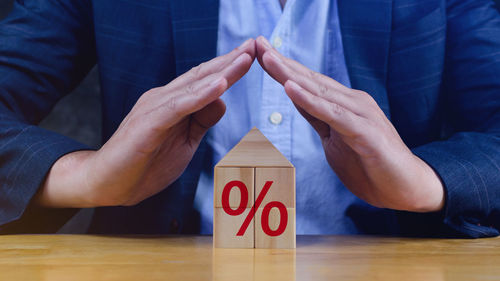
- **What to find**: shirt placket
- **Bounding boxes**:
[259,1,294,161]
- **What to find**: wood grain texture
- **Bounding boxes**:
[0,235,499,281]
[214,167,254,208]
[214,128,296,249]
[255,167,295,208]
[213,208,254,248]
[215,127,293,168]
[255,207,296,249]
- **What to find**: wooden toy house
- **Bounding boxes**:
[213,127,296,249]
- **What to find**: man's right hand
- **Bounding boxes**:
[35,39,256,208]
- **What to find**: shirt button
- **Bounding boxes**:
[273,37,283,48]
[269,112,283,125]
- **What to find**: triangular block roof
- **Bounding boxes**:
[215,127,293,168]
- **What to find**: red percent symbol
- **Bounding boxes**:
[221,180,288,237]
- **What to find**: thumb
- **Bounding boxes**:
[189,98,226,142]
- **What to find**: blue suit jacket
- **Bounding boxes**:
[0,0,499,237]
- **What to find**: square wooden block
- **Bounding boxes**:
[214,167,254,208]
[255,207,295,249]
[255,167,295,208]
[213,208,254,248]
[213,128,296,249]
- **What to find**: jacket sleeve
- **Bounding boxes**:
[410,0,500,238]
[0,0,96,233]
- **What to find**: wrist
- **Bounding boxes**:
[408,155,446,213]
[34,150,97,208]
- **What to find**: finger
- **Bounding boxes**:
[189,98,226,142]
[173,52,253,103]
[262,51,363,116]
[255,36,287,84]
[256,36,291,83]
[257,36,349,93]
[281,54,350,94]
[216,52,254,88]
[163,38,256,92]
[151,53,253,128]
[284,80,366,138]
[256,36,272,69]
[149,75,226,130]
[278,54,383,120]
[294,104,330,140]
[166,51,253,107]
[256,37,363,115]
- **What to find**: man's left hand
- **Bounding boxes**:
[256,36,445,212]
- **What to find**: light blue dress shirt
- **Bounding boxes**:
[194,0,358,234]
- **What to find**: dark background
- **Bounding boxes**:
[0,0,102,232]
[0,0,102,149]
[1,0,500,233]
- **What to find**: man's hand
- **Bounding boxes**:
[36,39,256,208]
[256,36,445,212]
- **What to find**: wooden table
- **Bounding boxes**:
[0,235,499,280]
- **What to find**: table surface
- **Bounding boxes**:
[0,235,499,281]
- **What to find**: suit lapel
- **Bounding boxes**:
[169,0,220,76]
[338,0,393,117]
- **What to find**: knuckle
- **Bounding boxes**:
[352,90,379,109]
[365,94,376,104]
[330,102,345,117]
[145,87,160,95]
[355,90,374,102]
[169,94,190,118]
[317,83,330,98]
[165,95,186,120]
[352,89,367,97]
[137,87,159,105]
[308,69,319,80]
[189,64,203,79]
[166,95,177,111]
[183,82,199,100]
[197,62,206,74]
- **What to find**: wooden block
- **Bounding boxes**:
[214,127,296,249]
[255,167,295,208]
[216,127,294,168]
[255,207,295,249]
[213,208,254,248]
[214,167,254,208]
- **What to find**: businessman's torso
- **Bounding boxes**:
[88,0,449,235]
